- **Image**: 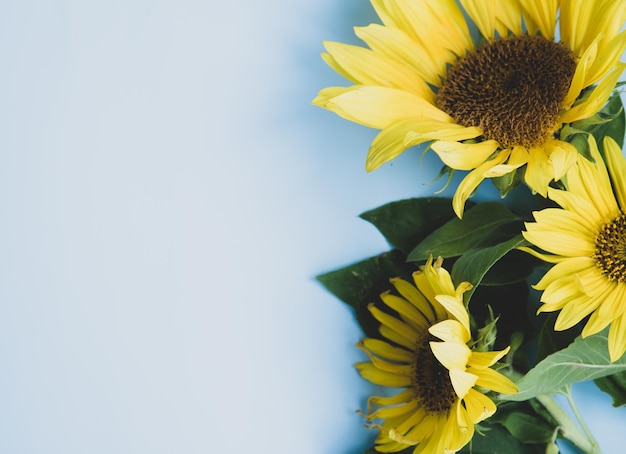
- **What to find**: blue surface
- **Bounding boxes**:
[0,1,624,453]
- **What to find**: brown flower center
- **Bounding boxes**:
[594,213,626,283]
[411,334,457,414]
[436,35,576,148]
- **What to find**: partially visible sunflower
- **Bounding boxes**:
[521,135,626,362]
[313,0,626,217]
[356,256,517,453]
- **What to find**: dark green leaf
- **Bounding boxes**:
[595,91,625,150]
[535,312,584,363]
[316,250,416,338]
[451,235,528,301]
[496,412,555,444]
[360,197,465,254]
[459,423,545,453]
[501,327,626,402]
[469,281,532,353]
[408,202,521,261]
[594,371,626,407]
[480,249,540,286]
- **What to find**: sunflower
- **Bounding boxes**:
[521,135,626,362]
[313,0,626,217]
[356,257,517,453]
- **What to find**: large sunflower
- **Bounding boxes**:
[356,257,517,453]
[521,135,626,362]
[313,0,626,217]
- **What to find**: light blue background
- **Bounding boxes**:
[0,1,624,453]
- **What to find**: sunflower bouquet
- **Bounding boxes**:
[314,1,626,453]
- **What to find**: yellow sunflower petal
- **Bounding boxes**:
[459,0,496,40]
[530,208,596,238]
[525,146,553,196]
[322,41,432,96]
[560,62,626,123]
[494,0,524,36]
[603,136,626,210]
[517,246,568,264]
[429,319,471,344]
[463,388,497,423]
[433,294,471,333]
[533,256,596,290]
[430,340,472,371]
[483,146,528,178]
[563,38,597,107]
[355,362,412,387]
[608,312,626,362]
[582,309,614,338]
[452,150,510,217]
[360,338,413,363]
[521,229,595,258]
[369,304,419,343]
[369,399,419,420]
[318,85,448,129]
[585,30,626,87]
[354,24,444,86]
[366,118,480,171]
[521,0,557,39]
[469,366,518,394]
[554,293,601,331]
[391,277,438,323]
[468,346,511,369]
[595,283,626,321]
[366,389,415,415]
[430,139,499,171]
[449,368,479,400]
[546,139,578,181]
[380,291,430,330]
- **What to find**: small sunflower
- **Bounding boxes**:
[313,0,626,217]
[521,135,626,362]
[356,257,517,453]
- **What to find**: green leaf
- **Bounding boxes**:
[594,371,626,407]
[407,202,521,261]
[469,281,532,353]
[459,423,545,454]
[535,312,583,363]
[316,250,416,338]
[496,412,555,444]
[451,235,528,301]
[480,249,540,286]
[501,328,626,402]
[360,197,465,254]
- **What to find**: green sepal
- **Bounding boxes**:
[316,249,416,338]
[491,165,525,198]
[562,91,625,158]
[407,202,522,262]
[359,197,466,255]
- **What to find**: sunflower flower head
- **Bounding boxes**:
[521,135,626,362]
[356,256,517,453]
[313,0,626,217]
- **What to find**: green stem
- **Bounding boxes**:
[561,385,601,454]
[535,393,595,453]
